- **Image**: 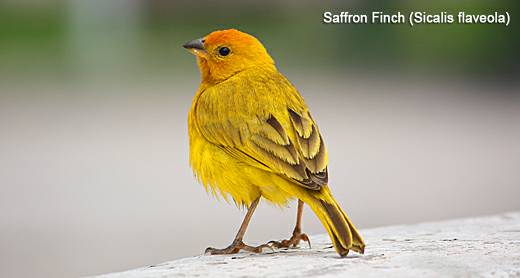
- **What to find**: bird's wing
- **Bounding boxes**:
[193,72,328,190]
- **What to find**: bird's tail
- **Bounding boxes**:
[306,187,365,256]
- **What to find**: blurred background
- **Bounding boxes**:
[1,0,519,277]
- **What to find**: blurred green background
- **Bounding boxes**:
[1,0,518,84]
[1,1,519,278]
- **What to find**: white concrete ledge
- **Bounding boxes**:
[96,212,520,277]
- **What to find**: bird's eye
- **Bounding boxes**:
[218,47,230,56]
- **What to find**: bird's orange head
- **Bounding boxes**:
[183,29,275,83]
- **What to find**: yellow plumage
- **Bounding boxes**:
[185,29,365,256]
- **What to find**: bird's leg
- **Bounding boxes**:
[205,197,272,255]
[269,199,311,249]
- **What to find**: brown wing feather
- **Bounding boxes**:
[288,109,328,188]
[244,110,327,190]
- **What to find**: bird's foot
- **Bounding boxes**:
[205,240,274,255]
[268,231,311,249]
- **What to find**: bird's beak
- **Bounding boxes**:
[183,38,207,57]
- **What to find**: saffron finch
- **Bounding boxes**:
[183,29,365,257]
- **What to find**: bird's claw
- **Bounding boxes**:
[205,232,311,255]
[268,232,312,249]
[205,240,274,255]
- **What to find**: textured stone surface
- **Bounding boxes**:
[96,212,520,277]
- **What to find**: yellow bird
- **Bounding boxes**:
[183,29,365,257]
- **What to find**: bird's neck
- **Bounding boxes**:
[197,58,276,87]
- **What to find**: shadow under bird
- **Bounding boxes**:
[183,29,365,257]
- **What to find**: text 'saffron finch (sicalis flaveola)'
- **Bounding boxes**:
[183,29,365,257]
